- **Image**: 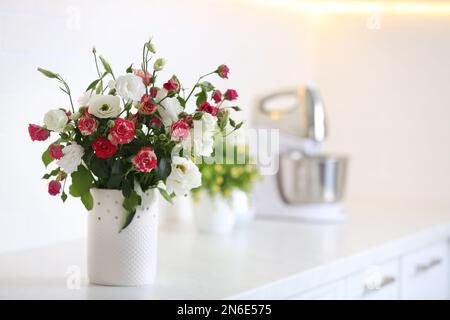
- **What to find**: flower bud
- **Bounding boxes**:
[146,41,156,54]
[64,123,74,132]
[107,120,115,128]
[70,112,81,121]
[153,58,166,71]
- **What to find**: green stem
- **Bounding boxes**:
[185,71,216,103]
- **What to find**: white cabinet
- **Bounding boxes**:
[289,280,346,300]
[400,242,449,299]
[346,259,400,300]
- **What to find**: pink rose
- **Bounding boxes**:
[198,102,219,116]
[163,78,179,92]
[48,180,61,196]
[134,69,152,86]
[170,119,190,140]
[212,90,222,103]
[109,118,135,145]
[149,87,158,98]
[49,144,64,160]
[28,124,50,141]
[77,114,98,136]
[139,94,157,115]
[149,117,162,129]
[133,147,158,173]
[216,64,229,79]
[224,89,238,101]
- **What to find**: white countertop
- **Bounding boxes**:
[1,202,450,299]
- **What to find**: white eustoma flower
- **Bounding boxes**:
[184,113,217,157]
[88,95,121,118]
[77,91,99,107]
[109,74,145,102]
[43,109,68,132]
[166,156,201,196]
[57,143,84,174]
[155,89,183,127]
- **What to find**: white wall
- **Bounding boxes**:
[1,0,450,253]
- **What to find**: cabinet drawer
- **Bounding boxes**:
[346,259,400,300]
[289,280,346,300]
[401,241,449,299]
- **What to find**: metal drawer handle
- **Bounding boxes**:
[363,275,396,296]
[415,257,442,273]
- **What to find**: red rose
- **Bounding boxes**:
[28,124,50,141]
[77,115,98,136]
[48,180,61,196]
[149,117,162,129]
[170,119,190,140]
[224,89,238,101]
[134,69,152,86]
[198,102,219,116]
[163,78,179,92]
[92,137,118,159]
[216,64,229,79]
[212,90,222,103]
[139,94,157,115]
[109,119,135,145]
[49,144,64,160]
[133,147,157,173]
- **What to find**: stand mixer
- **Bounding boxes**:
[252,84,349,222]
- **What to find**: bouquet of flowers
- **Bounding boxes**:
[28,39,242,230]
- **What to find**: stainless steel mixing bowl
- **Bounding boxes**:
[277,151,348,204]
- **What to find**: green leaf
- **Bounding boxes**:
[42,173,51,179]
[61,192,68,202]
[69,165,94,197]
[126,64,133,73]
[192,112,203,120]
[177,96,186,108]
[80,191,93,211]
[121,190,141,231]
[42,146,53,168]
[99,56,112,74]
[86,79,100,91]
[231,106,242,112]
[195,90,207,107]
[199,81,214,92]
[234,121,243,130]
[155,156,171,181]
[158,188,173,204]
[229,118,236,128]
[37,67,59,79]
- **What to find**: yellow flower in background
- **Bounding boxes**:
[214,164,222,173]
[211,185,220,193]
[216,176,224,185]
[223,188,231,198]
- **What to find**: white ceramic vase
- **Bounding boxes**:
[88,188,158,286]
[193,193,237,234]
[232,190,255,228]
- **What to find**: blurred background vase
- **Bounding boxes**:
[233,190,255,228]
[88,188,158,286]
[193,192,237,234]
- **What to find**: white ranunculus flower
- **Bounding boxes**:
[166,156,202,196]
[156,89,183,126]
[184,113,217,157]
[43,109,68,132]
[57,143,84,174]
[77,91,99,107]
[88,95,121,118]
[109,74,145,102]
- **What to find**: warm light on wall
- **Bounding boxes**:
[239,0,450,15]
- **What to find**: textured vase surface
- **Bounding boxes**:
[88,188,158,286]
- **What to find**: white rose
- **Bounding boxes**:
[88,95,121,118]
[77,91,99,107]
[156,89,183,126]
[109,74,145,102]
[57,143,84,174]
[166,156,201,196]
[183,113,217,157]
[43,109,68,132]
